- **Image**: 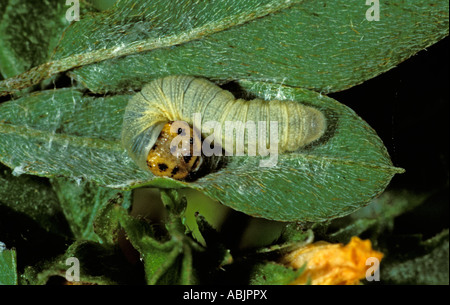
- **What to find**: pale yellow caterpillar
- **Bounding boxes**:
[121,75,326,180]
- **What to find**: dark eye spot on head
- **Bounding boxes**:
[177,128,186,136]
[171,166,179,176]
[158,163,168,172]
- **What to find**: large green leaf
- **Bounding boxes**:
[0,0,447,96]
[0,81,403,222]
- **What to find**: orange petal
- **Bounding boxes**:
[282,237,383,285]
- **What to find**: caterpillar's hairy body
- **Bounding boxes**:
[121,75,326,178]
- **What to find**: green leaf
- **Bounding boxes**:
[0,0,69,79]
[257,225,313,254]
[250,261,305,285]
[0,0,302,95]
[93,191,132,245]
[51,178,131,243]
[326,190,429,243]
[113,203,184,284]
[0,244,18,285]
[0,88,145,187]
[71,0,449,95]
[1,0,447,96]
[91,0,116,11]
[0,81,403,222]
[109,191,204,284]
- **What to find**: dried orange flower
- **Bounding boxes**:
[282,236,383,285]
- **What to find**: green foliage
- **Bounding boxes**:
[0,246,17,285]
[250,262,305,285]
[51,178,131,242]
[0,0,69,79]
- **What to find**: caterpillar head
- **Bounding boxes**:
[146,121,203,180]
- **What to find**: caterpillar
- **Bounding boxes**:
[121,75,326,180]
